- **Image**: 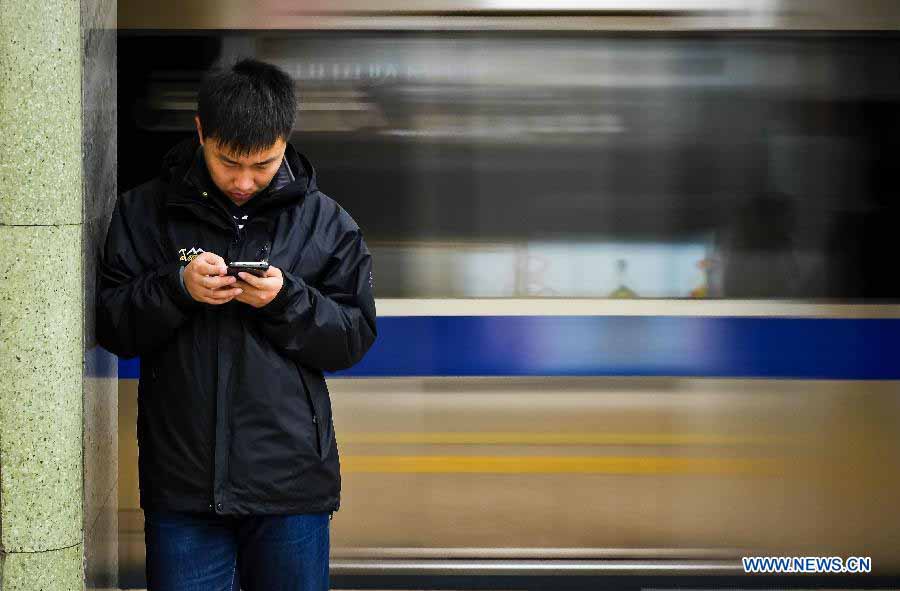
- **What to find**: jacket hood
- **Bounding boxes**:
[159,135,319,198]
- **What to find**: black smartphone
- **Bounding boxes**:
[226,261,270,277]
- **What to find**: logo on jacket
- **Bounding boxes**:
[178,247,205,262]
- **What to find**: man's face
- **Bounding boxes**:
[196,116,287,206]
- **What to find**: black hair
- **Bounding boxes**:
[197,58,296,156]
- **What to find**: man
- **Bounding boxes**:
[97,59,377,590]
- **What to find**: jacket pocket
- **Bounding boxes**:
[294,364,324,459]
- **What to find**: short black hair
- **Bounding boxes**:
[197,58,296,156]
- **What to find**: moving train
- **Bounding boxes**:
[116,1,900,587]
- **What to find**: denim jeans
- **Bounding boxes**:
[144,509,331,591]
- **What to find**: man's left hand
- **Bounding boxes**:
[234,265,284,308]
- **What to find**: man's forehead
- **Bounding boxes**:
[211,138,285,163]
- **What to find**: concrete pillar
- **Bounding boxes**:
[0,0,117,588]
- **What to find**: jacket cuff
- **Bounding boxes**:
[158,262,202,312]
[178,265,188,294]
[257,270,301,318]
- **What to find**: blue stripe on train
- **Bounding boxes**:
[117,316,900,380]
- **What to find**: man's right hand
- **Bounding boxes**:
[183,252,243,305]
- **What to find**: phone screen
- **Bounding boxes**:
[226,262,270,277]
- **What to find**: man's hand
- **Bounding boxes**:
[234,266,284,308]
[183,251,243,305]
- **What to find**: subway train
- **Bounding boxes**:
[116,1,900,588]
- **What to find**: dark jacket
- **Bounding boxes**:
[97,137,377,515]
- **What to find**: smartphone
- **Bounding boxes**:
[226,261,270,278]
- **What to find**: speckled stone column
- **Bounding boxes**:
[0,1,85,590]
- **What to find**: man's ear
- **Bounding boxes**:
[195,115,204,145]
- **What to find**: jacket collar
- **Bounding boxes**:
[161,136,318,215]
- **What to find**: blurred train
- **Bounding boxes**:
[116,1,900,588]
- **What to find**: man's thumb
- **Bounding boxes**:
[200,251,225,266]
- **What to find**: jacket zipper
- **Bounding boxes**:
[193,188,243,514]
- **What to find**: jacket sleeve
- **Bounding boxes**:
[96,195,200,358]
[254,210,377,373]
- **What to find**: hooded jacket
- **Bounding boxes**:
[97,136,377,515]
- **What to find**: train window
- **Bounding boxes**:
[120,32,900,299]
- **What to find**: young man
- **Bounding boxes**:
[97,59,377,590]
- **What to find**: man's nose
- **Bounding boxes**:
[235,173,254,192]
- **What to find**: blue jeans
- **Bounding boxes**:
[144,509,331,591]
